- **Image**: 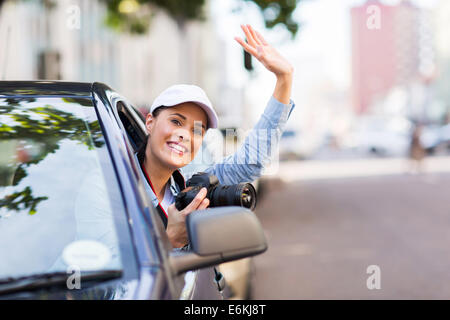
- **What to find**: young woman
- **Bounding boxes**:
[136,24,295,248]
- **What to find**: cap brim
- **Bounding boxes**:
[161,100,218,129]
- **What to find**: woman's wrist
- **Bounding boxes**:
[167,226,183,248]
[273,70,293,105]
[275,69,294,83]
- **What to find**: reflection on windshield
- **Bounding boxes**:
[0,97,104,196]
[0,97,122,280]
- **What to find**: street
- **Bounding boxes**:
[251,156,450,299]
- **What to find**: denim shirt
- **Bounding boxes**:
[135,95,296,209]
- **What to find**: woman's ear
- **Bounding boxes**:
[145,113,154,134]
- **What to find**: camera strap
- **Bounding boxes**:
[139,160,185,229]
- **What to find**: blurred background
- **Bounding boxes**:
[1,0,450,299]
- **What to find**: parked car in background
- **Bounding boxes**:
[441,123,450,149]
[0,81,267,300]
[420,124,442,154]
[279,129,304,160]
[351,116,412,157]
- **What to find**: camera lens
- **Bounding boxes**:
[209,183,257,210]
[240,185,256,209]
[237,184,257,210]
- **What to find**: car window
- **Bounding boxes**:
[0,97,126,279]
[116,101,147,153]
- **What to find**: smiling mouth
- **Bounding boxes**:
[167,142,188,155]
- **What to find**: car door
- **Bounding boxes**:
[106,93,228,299]
[114,97,203,299]
[90,87,186,298]
[92,87,178,299]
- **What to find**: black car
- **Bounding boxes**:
[0,81,267,300]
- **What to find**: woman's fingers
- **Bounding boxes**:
[254,28,268,46]
[235,24,268,60]
[182,187,207,215]
[234,36,258,56]
[197,198,210,211]
[241,24,257,47]
[247,24,262,46]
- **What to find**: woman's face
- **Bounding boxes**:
[145,102,208,169]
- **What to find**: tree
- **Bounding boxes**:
[100,0,304,80]
[101,0,303,38]
[0,0,303,37]
[0,98,105,216]
[243,0,300,38]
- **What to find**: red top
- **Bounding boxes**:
[140,163,169,218]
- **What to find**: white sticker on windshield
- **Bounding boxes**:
[62,240,111,271]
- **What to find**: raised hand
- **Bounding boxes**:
[235,24,293,78]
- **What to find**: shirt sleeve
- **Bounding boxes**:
[204,95,295,185]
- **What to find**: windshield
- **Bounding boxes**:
[0,97,124,280]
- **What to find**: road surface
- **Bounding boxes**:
[251,156,450,299]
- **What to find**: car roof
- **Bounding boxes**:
[0,81,94,97]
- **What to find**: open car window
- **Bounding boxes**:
[116,101,147,153]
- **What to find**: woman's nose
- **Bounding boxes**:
[175,129,190,142]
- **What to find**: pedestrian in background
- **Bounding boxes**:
[409,123,426,174]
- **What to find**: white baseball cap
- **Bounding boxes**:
[150,84,218,129]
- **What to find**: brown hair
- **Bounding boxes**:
[137,106,169,164]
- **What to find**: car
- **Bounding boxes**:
[420,124,442,154]
[441,123,450,149]
[279,129,303,160]
[0,81,267,300]
[351,116,412,157]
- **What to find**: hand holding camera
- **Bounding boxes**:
[167,173,258,248]
[175,172,257,211]
[166,187,210,248]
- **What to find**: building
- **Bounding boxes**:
[0,0,229,120]
[350,0,433,115]
[432,0,450,118]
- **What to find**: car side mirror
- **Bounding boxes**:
[169,206,267,275]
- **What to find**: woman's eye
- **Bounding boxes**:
[171,119,181,126]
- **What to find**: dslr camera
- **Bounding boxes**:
[174,172,257,211]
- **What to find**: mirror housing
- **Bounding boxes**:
[169,207,267,275]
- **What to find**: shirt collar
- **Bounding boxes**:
[134,152,183,203]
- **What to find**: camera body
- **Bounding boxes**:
[174,172,257,211]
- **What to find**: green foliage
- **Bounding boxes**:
[0,186,48,216]
[101,0,302,37]
[0,98,105,216]
[103,0,154,33]
[244,0,301,38]
[0,0,303,36]
[102,0,207,32]
[149,0,206,22]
